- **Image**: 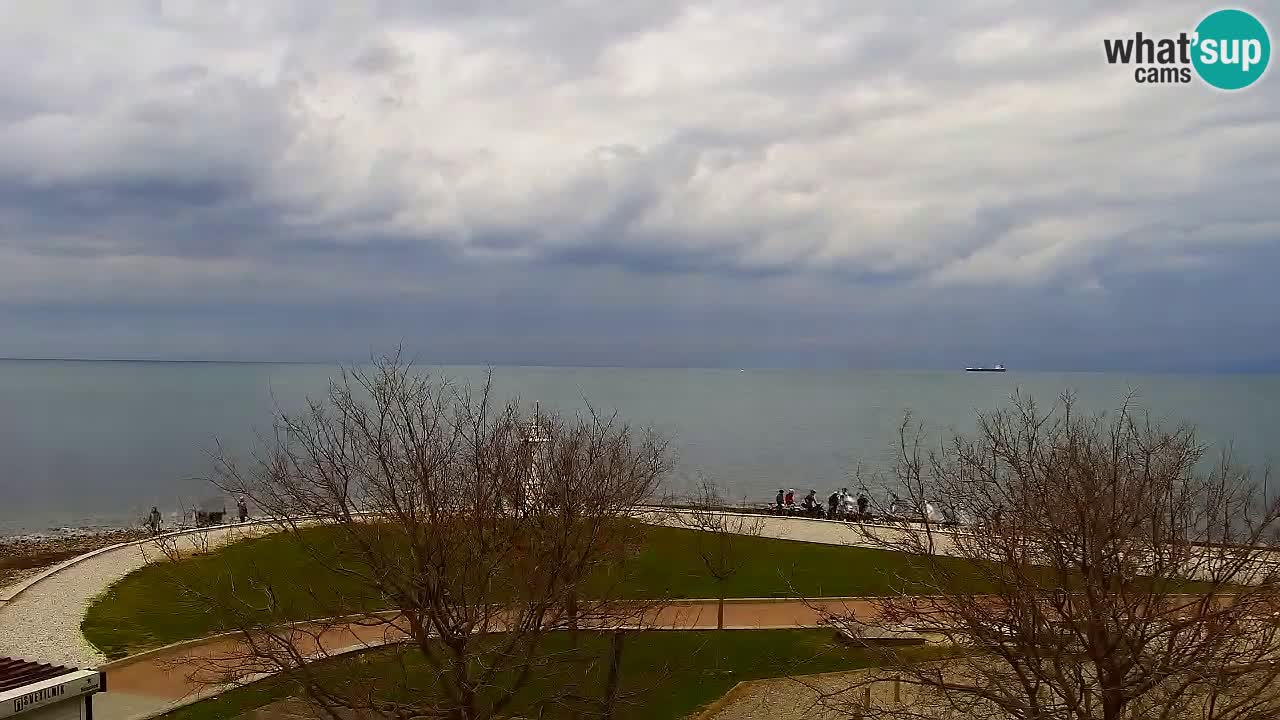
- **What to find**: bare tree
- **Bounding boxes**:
[667,478,765,630]
[165,355,672,720]
[823,391,1280,720]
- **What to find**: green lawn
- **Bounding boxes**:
[84,523,982,658]
[160,629,942,720]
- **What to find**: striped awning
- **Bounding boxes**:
[0,658,76,694]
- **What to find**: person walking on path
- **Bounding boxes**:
[827,490,840,519]
[146,506,162,535]
[236,497,249,523]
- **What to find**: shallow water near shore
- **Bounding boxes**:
[2,360,1279,536]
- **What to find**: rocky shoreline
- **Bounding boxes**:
[0,527,149,589]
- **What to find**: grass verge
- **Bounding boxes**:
[84,523,982,658]
[160,629,944,720]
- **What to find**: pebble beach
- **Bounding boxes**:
[0,527,148,589]
[0,523,270,668]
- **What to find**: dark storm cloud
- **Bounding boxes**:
[0,0,1276,368]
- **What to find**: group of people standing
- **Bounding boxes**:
[770,488,967,525]
[773,488,823,515]
[772,487,870,519]
[827,488,870,519]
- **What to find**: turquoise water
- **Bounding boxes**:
[1,360,1278,535]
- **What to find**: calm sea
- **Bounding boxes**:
[1,360,1278,536]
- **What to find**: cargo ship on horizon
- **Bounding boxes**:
[965,364,1007,372]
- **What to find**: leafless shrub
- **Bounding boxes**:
[166,353,672,720]
[665,477,765,629]
[823,391,1280,720]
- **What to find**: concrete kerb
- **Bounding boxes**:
[644,507,1280,582]
[99,606,416,671]
[100,596,876,669]
[690,665,913,720]
[3,503,944,676]
[29,504,1276,718]
[0,512,386,606]
[101,633,241,671]
[635,506,973,543]
[108,618,846,720]
[635,504,963,530]
[692,680,753,720]
[117,637,402,720]
[3,505,948,607]
[14,504,1275,608]
[645,507,1280,566]
[706,596,888,604]
[0,520,285,605]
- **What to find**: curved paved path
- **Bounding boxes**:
[0,512,899,720]
[99,597,876,720]
[0,523,275,668]
[641,509,963,553]
[7,509,1265,720]
[0,513,899,669]
[2,508,1263,673]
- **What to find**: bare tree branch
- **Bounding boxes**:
[162,353,674,720]
[664,477,765,629]
[821,391,1280,720]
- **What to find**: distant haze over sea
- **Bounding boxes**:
[1,360,1277,536]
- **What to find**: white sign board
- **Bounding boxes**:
[0,671,101,720]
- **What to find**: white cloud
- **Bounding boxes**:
[0,0,1276,367]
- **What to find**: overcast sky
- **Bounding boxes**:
[1,1,1276,371]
